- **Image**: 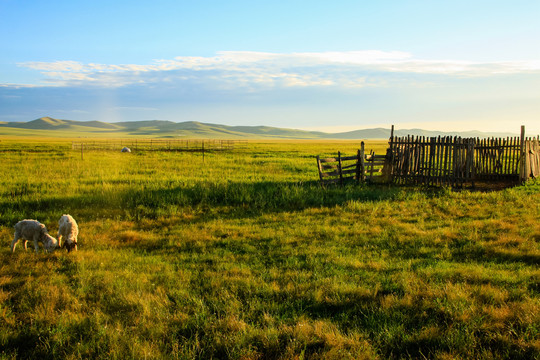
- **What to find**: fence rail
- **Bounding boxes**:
[72,139,248,152]
[317,151,362,186]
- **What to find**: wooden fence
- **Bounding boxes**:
[317,151,362,186]
[316,142,387,186]
[389,136,474,187]
[474,137,522,180]
[72,139,247,152]
[389,135,540,186]
[317,133,540,187]
[387,136,526,186]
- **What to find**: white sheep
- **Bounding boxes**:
[11,219,59,253]
[58,214,79,252]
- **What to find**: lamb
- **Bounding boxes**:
[11,220,59,253]
[57,214,79,252]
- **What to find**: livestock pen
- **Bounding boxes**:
[317,126,540,187]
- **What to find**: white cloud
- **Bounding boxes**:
[15,51,540,89]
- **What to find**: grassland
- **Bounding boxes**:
[0,138,539,359]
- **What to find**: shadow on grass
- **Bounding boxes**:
[452,247,540,266]
[117,180,453,221]
[0,180,415,226]
[3,177,531,228]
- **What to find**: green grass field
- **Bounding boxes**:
[0,138,539,359]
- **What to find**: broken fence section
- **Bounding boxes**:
[316,142,387,186]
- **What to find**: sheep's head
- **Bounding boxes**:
[65,240,77,253]
[44,234,59,252]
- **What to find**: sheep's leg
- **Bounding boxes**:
[10,232,20,252]
[24,240,28,251]
[32,234,40,253]
[57,233,63,248]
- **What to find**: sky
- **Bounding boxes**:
[1,0,540,134]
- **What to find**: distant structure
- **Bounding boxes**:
[121,147,131,153]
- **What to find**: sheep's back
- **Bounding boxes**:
[15,220,48,238]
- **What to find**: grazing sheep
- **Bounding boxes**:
[11,220,59,253]
[121,147,131,153]
[58,214,79,252]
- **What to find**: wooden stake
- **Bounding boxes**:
[520,125,526,181]
[360,142,365,183]
[338,151,343,185]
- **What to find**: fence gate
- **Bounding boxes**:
[316,142,389,186]
[316,150,363,186]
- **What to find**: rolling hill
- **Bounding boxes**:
[0,117,519,139]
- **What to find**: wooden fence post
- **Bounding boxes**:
[369,150,375,181]
[316,156,323,184]
[428,137,436,186]
[520,125,526,182]
[531,138,540,178]
[359,142,365,183]
[469,138,476,187]
[338,151,344,185]
[356,149,361,184]
[388,125,395,183]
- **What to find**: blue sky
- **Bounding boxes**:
[1,0,540,133]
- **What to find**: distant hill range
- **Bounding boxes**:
[0,117,519,139]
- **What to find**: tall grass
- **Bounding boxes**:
[0,139,539,359]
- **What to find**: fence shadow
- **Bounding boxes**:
[119,180,406,218]
[0,180,445,227]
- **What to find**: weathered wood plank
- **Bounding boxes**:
[341,163,358,170]
[340,155,359,161]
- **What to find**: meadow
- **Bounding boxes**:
[0,138,539,359]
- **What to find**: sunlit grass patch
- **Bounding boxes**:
[0,139,539,358]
